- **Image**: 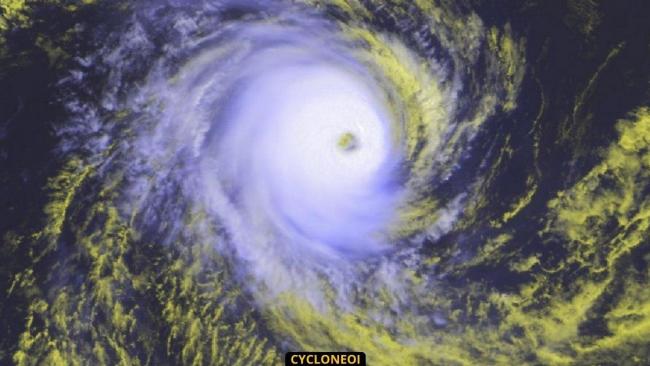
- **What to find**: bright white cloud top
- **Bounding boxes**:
[206,55,402,258]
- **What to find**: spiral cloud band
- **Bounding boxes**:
[88,0,523,297]
[4,0,531,360]
[27,0,526,363]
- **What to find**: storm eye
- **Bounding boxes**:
[337,131,358,151]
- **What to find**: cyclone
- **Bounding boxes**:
[1,0,650,365]
[47,0,520,300]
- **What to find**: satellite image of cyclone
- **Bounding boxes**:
[1,0,650,365]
